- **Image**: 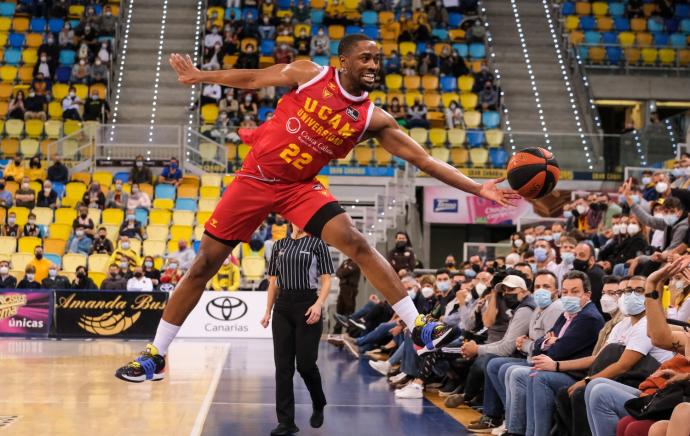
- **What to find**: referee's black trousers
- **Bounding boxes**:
[272,291,327,425]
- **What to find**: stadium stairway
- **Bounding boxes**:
[483,0,599,167]
[118,0,198,125]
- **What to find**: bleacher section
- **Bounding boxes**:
[0,1,117,157]
[561,0,690,67]
[198,2,509,169]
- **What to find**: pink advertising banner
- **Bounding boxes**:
[423,186,536,224]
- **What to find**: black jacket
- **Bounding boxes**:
[47,163,69,184]
[17,278,41,289]
[41,276,71,289]
[0,275,17,288]
[100,277,127,290]
[72,277,97,290]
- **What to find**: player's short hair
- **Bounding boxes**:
[338,34,374,56]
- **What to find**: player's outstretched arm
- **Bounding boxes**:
[169,53,322,89]
[368,107,521,207]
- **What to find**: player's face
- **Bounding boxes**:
[343,41,380,92]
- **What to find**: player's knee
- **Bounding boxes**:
[339,231,373,262]
[187,253,219,283]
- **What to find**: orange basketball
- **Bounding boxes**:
[507,147,560,199]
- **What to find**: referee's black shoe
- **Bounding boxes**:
[270,423,299,435]
[310,406,324,428]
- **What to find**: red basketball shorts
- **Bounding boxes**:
[204,175,343,243]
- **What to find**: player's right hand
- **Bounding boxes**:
[260,312,270,328]
[169,53,201,85]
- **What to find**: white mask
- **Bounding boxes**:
[619,224,628,234]
[627,224,640,235]
[600,294,618,314]
[26,273,35,281]
[525,235,535,244]
[407,289,417,299]
[655,182,668,194]
[576,204,588,215]
[642,176,652,185]
[475,282,487,296]
[612,224,621,235]
[514,239,524,248]
[421,286,434,298]
[0,266,8,275]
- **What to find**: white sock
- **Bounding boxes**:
[152,319,180,356]
[391,296,419,332]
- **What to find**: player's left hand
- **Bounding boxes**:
[478,177,522,207]
[169,53,201,85]
[305,302,322,325]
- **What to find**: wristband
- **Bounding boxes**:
[556,361,560,372]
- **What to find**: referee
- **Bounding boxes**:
[261,223,334,436]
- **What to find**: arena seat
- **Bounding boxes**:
[153,198,174,210]
[155,184,176,200]
[62,253,87,273]
[102,208,124,225]
[146,224,169,241]
[10,252,33,272]
[9,206,29,226]
[43,238,66,256]
[172,210,195,226]
[149,209,172,225]
[0,235,16,254]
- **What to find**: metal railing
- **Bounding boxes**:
[463,242,512,262]
[516,217,567,232]
[570,43,690,72]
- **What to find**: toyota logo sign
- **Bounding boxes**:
[206,297,248,321]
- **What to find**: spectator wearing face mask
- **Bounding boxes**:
[106,179,129,210]
[126,183,151,210]
[73,205,95,238]
[594,276,626,351]
[204,25,223,48]
[23,213,41,237]
[67,225,93,255]
[62,86,82,120]
[294,29,311,56]
[28,246,52,283]
[4,155,25,182]
[210,111,231,142]
[200,77,222,106]
[167,240,195,270]
[91,226,114,255]
[70,58,91,84]
[109,236,141,271]
[47,155,69,184]
[2,212,19,237]
[41,264,70,289]
[130,155,153,185]
[210,255,240,291]
[142,256,160,288]
[239,93,258,119]
[158,157,182,186]
[14,176,35,208]
[258,15,276,40]
[310,27,330,56]
[0,178,12,208]
[547,236,577,286]
[98,6,116,36]
[0,260,16,288]
[83,90,110,122]
[235,43,259,69]
[274,43,295,64]
[331,257,361,334]
[81,182,106,209]
[388,231,416,273]
[17,265,41,289]
[27,156,45,182]
[101,264,127,290]
[119,209,144,240]
[642,172,672,203]
[127,266,153,292]
[269,215,288,240]
[24,87,47,121]
[97,41,111,63]
[34,52,55,80]
[667,271,690,322]
[37,180,58,209]
[160,259,183,286]
[72,266,97,289]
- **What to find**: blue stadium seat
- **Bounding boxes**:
[469,43,485,59]
[55,66,72,83]
[653,32,669,46]
[482,111,500,129]
[311,10,324,24]
[432,28,448,40]
[609,3,625,16]
[362,10,377,25]
[676,4,690,18]
[312,25,326,36]
[448,13,463,27]
[671,33,687,48]
[648,18,664,33]
[466,130,485,148]
[260,39,275,56]
[0,2,15,16]
[602,32,618,44]
[258,106,274,122]
[561,1,575,16]
[614,17,630,31]
[313,55,329,66]
[59,50,76,66]
[452,43,469,58]
[93,4,102,15]
[53,182,65,198]
[69,20,80,29]
[580,16,596,31]
[48,18,64,33]
[329,40,339,54]
[155,184,176,199]
[242,8,258,20]
[346,25,364,35]
[278,0,291,9]
[135,208,148,226]
[193,240,201,253]
[666,18,680,33]
[45,253,61,266]
[440,76,457,92]
[4,49,21,66]
[175,198,197,211]
[416,42,428,55]
[30,18,46,33]
[606,46,622,64]
[8,33,25,49]
[681,19,690,33]
[489,148,508,168]
[363,25,379,39]
[584,31,602,44]
[578,45,589,61]
[113,171,130,183]
[225,7,241,20]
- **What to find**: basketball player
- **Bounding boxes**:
[115,34,520,382]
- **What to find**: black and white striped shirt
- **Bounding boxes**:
[268,236,335,290]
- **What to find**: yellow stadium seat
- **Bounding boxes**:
[12,17,29,33]
[448,29,465,41]
[402,74,420,90]
[428,128,447,147]
[139,183,154,199]
[22,48,38,65]
[238,144,251,160]
[32,207,53,226]
[152,198,174,210]
[486,129,505,147]
[54,208,77,225]
[198,198,219,212]
[575,2,591,15]
[207,6,224,26]
[87,253,111,273]
[62,253,87,273]
[63,120,82,136]
[399,41,416,55]
[48,101,63,119]
[222,175,235,187]
[92,171,113,187]
[170,225,193,241]
[337,148,353,165]
[43,238,66,256]
[8,206,30,227]
[87,208,101,225]
[597,17,613,32]
[0,17,9,32]
[18,66,33,82]
[149,209,172,225]
[641,48,657,65]
[423,92,441,109]
[592,2,608,16]
[659,48,676,65]
[61,139,80,160]
[20,138,39,156]
[199,185,220,199]
[52,83,69,100]
[89,83,107,99]
[242,257,266,281]
[385,74,403,90]
[589,46,606,63]
[421,75,439,91]
[448,129,466,147]
[143,240,166,257]
[404,91,422,107]
[565,15,580,31]
[200,173,222,187]
[679,49,690,66]
[146,225,169,241]
[1,138,17,156]
[464,111,481,128]
[201,104,218,123]
[194,224,205,240]
[48,223,72,241]
[460,93,478,111]
[172,210,195,226]
[177,184,198,199]
[441,92,461,108]
[10,252,33,273]
[5,119,23,138]
[630,18,646,32]
[458,75,475,93]
[374,146,391,166]
[26,33,42,48]
[196,211,212,226]
[0,102,7,119]
[89,271,105,288]
[29,181,42,195]
[24,119,44,138]
[409,127,428,146]
[450,148,468,166]
[569,31,584,45]
[0,65,16,83]
[102,208,124,225]
[636,32,653,47]
[470,148,489,167]
[0,236,16,255]
[354,146,373,166]
[18,236,42,254]
[430,147,450,162]
[68,4,84,18]
[71,172,90,185]
[0,82,12,100]
[328,24,344,39]
[643,3,657,16]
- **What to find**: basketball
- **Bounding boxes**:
[507,147,560,199]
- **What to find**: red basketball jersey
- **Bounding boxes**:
[239,66,374,182]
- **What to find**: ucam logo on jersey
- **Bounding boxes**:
[433,199,459,213]
[177,292,272,338]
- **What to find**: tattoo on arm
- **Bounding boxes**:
[671,340,682,353]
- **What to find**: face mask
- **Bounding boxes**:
[421,286,434,298]
[672,168,684,177]
[407,289,417,299]
[69,92,75,97]
[630,194,640,204]
[437,281,450,292]
[120,261,128,269]
[600,294,619,314]
[80,213,88,219]
[35,253,42,260]
[76,271,86,279]
[28,220,35,226]
[396,241,407,249]
[533,289,553,309]
[169,264,178,270]
[529,263,537,273]
[619,224,628,234]
[464,269,477,278]
[110,271,119,278]
[26,273,35,281]
[573,258,589,272]
[145,261,153,268]
[612,224,621,235]
[561,295,583,314]
[445,261,455,268]
[619,292,645,316]
[171,163,178,169]
[642,176,652,185]
[627,224,640,235]
[576,205,588,215]
[561,252,575,265]
[136,161,143,167]
[504,293,521,310]
[525,235,535,244]
[127,215,136,221]
[99,234,106,240]
[514,239,524,248]
[543,235,553,241]
[48,269,57,278]
[564,210,573,219]
[534,247,548,262]
[121,242,130,249]
[0,266,8,275]
[475,282,487,297]
[8,217,15,225]
[76,230,84,237]
[655,182,668,194]
[663,214,678,226]
[134,272,143,278]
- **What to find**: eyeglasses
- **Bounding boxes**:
[622,287,645,296]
